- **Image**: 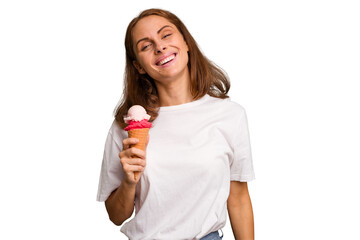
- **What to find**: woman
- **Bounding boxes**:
[97,8,255,240]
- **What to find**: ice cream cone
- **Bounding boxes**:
[128,128,150,180]
[124,105,152,181]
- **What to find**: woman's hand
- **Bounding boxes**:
[119,136,149,185]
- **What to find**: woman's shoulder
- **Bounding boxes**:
[207,95,247,117]
[108,119,127,142]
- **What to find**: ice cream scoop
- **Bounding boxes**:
[124,105,151,123]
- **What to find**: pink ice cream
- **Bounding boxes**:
[124,105,152,131]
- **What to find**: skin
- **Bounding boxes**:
[131,15,192,107]
[105,137,148,225]
[105,15,254,239]
[228,181,255,240]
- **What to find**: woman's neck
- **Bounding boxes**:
[155,69,193,107]
[158,90,193,107]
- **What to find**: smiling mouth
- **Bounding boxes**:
[156,54,176,66]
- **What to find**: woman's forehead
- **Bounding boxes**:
[132,15,175,38]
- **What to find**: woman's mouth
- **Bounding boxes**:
[156,53,176,66]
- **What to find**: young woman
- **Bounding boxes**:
[97,8,255,240]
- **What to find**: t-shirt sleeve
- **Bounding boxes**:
[230,107,255,182]
[96,123,125,202]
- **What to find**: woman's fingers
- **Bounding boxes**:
[120,136,148,183]
[120,156,145,168]
[120,147,146,159]
[121,157,146,180]
[129,147,146,158]
[126,157,146,167]
[122,138,139,150]
[123,162,145,173]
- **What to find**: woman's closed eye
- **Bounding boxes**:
[140,34,171,51]
[141,43,152,51]
[162,33,172,39]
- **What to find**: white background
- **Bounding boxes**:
[1,0,359,239]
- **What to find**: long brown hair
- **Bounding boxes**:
[115,8,230,129]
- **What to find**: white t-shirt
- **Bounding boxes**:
[97,94,255,240]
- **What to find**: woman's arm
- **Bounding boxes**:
[227,181,254,240]
[105,137,148,226]
[105,181,136,226]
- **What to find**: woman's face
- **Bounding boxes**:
[132,15,189,83]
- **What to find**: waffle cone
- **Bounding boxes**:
[128,128,150,180]
[128,128,149,151]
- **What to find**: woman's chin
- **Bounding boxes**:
[152,67,189,82]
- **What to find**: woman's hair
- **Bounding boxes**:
[115,8,230,128]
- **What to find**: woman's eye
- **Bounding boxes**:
[163,34,172,39]
[141,44,152,51]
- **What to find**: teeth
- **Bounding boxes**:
[159,54,175,65]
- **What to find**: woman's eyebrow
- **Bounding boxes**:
[136,25,173,47]
[157,25,172,34]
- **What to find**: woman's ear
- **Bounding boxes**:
[133,61,146,74]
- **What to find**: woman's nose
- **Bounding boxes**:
[155,44,166,53]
